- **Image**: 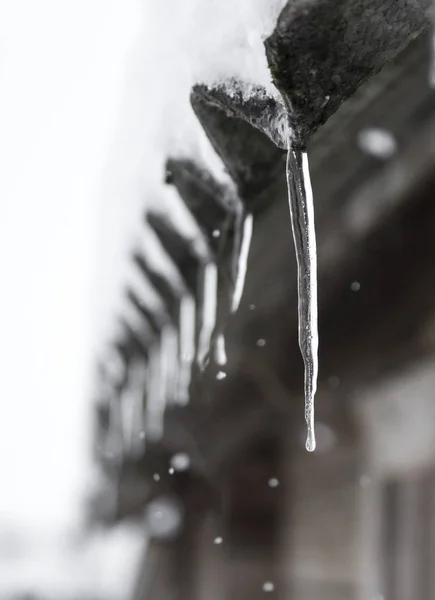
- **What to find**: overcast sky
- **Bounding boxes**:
[0,0,284,595]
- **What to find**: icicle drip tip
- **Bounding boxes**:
[286,134,318,452]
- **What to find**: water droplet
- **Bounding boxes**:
[153,473,160,482]
[168,467,175,475]
[262,582,275,593]
[357,128,397,159]
[214,536,223,545]
[212,229,220,238]
[268,478,279,488]
[170,452,191,472]
[256,338,266,347]
[139,431,145,440]
[304,422,336,453]
[249,304,256,311]
[350,281,361,291]
[146,497,182,539]
[216,371,227,380]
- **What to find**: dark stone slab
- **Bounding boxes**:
[147,211,202,294]
[133,252,180,323]
[120,317,153,358]
[265,0,430,148]
[125,288,162,336]
[165,157,235,254]
[191,84,286,207]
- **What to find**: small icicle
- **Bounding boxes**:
[197,263,218,369]
[121,361,147,457]
[232,212,253,313]
[163,324,179,404]
[214,332,228,366]
[145,344,165,441]
[106,387,124,462]
[178,294,196,405]
[286,135,318,452]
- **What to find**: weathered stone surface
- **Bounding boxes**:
[147,212,202,294]
[191,85,285,206]
[125,288,162,336]
[165,158,234,253]
[265,0,430,147]
[134,252,180,323]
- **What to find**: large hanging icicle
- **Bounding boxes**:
[286,140,318,452]
[431,2,435,87]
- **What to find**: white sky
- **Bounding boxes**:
[0,0,145,595]
[0,0,285,596]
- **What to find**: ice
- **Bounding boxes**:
[177,294,196,405]
[197,263,218,368]
[431,6,435,88]
[106,386,124,464]
[120,361,147,457]
[214,332,228,366]
[145,345,165,442]
[162,324,179,404]
[286,141,319,453]
[232,212,254,313]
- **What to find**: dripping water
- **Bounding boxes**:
[286,135,318,452]
[232,211,253,313]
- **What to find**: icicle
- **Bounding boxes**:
[197,262,218,368]
[430,1,435,88]
[163,324,179,404]
[177,294,196,405]
[106,387,124,463]
[231,212,253,313]
[214,332,228,366]
[120,361,147,457]
[286,138,318,452]
[145,344,165,441]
